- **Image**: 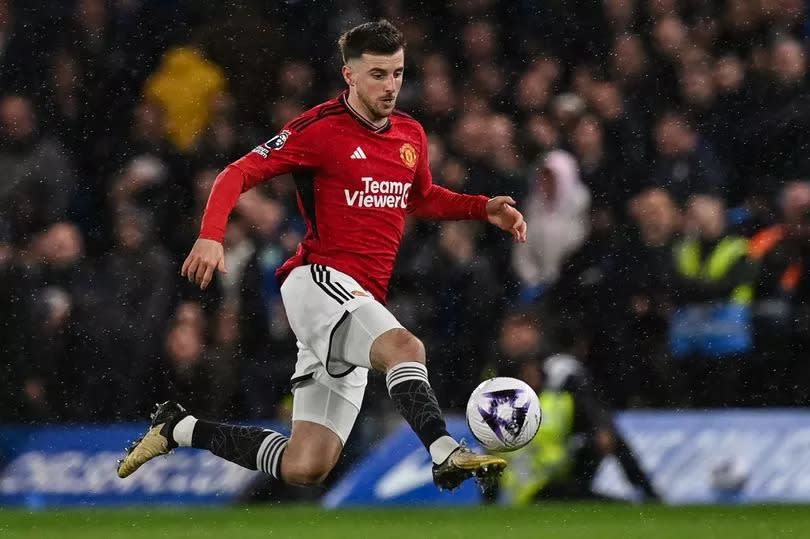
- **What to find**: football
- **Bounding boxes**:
[466,377,542,452]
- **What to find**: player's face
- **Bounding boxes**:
[346,49,404,120]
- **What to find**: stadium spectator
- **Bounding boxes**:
[584,80,648,196]
[494,310,546,378]
[610,34,649,90]
[512,150,590,300]
[159,320,217,417]
[197,92,253,166]
[673,195,754,306]
[620,188,682,405]
[746,38,810,185]
[550,93,586,139]
[751,182,810,307]
[751,182,810,403]
[237,210,300,418]
[521,113,561,162]
[670,195,756,404]
[649,15,688,106]
[44,49,88,165]
[499,354,659,504]
[0,214,21,420]
[143,46,226,152]
[710,54,751,179]
[129,100,173,160]
[202,301,243,417]
[419,54,457,134]
[650,111,726,204]
[678,63,719,136]
[14,222,114,420]
[109,155,174,243]
[515,58,559,118]
[788,253,810,405]
[417,221,501,408]
[0,94,77,244]
[97,207,174,416]
[569,114,629,212]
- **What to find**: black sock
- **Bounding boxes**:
[388,379,449,447]
[385,362,457,463]
[191,420,287,479]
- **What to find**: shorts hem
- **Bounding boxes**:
[290,373,314,386]
[326,310,356,378]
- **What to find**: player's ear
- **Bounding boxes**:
[342,64,354,87]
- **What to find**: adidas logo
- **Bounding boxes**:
[350,147,367,159]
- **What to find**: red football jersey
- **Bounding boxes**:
[200,92,489,302]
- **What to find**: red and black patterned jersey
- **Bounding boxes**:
[200,92,489,302]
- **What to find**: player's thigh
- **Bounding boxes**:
[367,326,426,372]
[281,264,403,372]
[330,300,405,369]
[285,420,343,473]
[282,418,343,485]
[290,377,362,449]
[280,264,368,370]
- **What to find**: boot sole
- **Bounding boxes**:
[117,424,169,478]
[434,455,507,490]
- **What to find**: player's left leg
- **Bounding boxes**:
[116,401,295,481]
[117,387,353,486]
[280,373,361,485]
[280,422,341,486]
[323,294,505,490]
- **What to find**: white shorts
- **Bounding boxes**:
[290,379,360,445]
[280,264,404,443]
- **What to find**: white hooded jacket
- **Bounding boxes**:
[512,150,591,287]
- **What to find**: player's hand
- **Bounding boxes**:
[486,196,527,242]
[181,238,227,290]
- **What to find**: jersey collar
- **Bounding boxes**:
[340,91,392,134]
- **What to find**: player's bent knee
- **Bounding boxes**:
[285,462,333,486]
[390,330,425,363]
[282,454,336,486]
[281,422,342,486]
[370,328,425,372]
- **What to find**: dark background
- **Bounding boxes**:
[2,0,810,430]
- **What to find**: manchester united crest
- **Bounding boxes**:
[400,143,417,168]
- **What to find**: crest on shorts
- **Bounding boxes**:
[399,143,417,168]
[351,290,369,297]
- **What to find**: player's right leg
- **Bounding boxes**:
[279,264,506,491]
[368,328,506,491]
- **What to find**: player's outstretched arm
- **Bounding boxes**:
[181,238,227,290]
[408,127,526,242]
[486,196,527,243]
[184,121,318,290]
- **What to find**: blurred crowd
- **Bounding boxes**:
[3,0,810,425]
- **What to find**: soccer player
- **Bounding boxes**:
[117,20,527,491]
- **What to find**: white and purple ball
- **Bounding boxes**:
[466,377,542,452]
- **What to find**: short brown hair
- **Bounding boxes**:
[338,19,405,63]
